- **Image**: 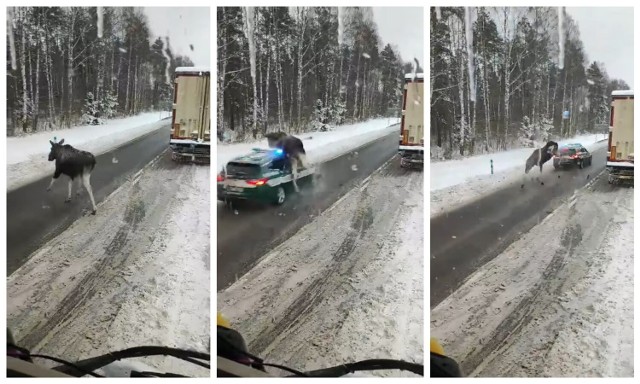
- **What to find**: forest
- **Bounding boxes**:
[6,7,194,136]
[431,7,630,159]
[218,7,419,142]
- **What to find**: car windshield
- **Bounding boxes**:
[226,162,262,179]
[559,147,577,155]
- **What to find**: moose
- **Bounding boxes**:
[47,139,98,215]
[525,140,559,174]
[265,132,310,192]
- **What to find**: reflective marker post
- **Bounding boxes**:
[490,159,494,175]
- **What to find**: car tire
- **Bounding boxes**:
[274,186,286,205]
[578,160,584,169]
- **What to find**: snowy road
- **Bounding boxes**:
[219,156,423,376]
[431,145,608,307]
[217,131,398,290]
[431,174,633,377]
[7,124,170,275]
[7,150,210,377]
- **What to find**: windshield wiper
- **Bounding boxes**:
[52,346,210,376]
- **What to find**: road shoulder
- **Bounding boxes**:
[219,158,424,376]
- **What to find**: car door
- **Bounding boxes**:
[580,147,591,160]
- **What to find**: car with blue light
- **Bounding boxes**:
[217,148,315,205]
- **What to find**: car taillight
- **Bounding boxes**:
[247,178,268,186]
[217,174,224,182]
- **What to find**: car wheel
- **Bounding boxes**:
[578,160,584,169]
[274,186,286,205]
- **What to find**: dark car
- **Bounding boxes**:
[553,143,593,169]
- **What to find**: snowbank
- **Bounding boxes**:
[430,133,609,217]
[217,118,400,171]
[431,175,633,377]
[7,112,171,191]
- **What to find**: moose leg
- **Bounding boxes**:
[47,170,62,191]
[65,179,73,202]
[76,177,82,196]
[291,157,300,193]
[297,153,309,169]
[538,149,543,173]
[82,172,98,214]
[525,156,533,174]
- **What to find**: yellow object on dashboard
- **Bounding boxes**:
[430,338,445,355]
[217,312,230,328]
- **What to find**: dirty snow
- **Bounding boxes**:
[430,133,609,217]
[218,158,423,377]
[7,152,210,377]
[7,111,171,191]
[217,118,400,172]
[431,174,633,377]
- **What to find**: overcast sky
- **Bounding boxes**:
[143,7,210,67]
[373,7,424,68]
[565,7,633,88]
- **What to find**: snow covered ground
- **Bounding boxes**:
[217,117,400,172]
[430,133,609,217]
[7,152,210,377]
[218,158,423,377]
[431,174,633,377]
[7,111,171,191]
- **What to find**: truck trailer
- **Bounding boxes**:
[607,90,634,184]
[170,67,211,163]
[399,73,424,168]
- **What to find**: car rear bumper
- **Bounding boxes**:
[554,160,577,166]
[554,157,586,166]
[217,183,275,203]
[218,174,313,204]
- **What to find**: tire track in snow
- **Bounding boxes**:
[220,158,423,374]
[249,180,376,354]
[432,173,633,377]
